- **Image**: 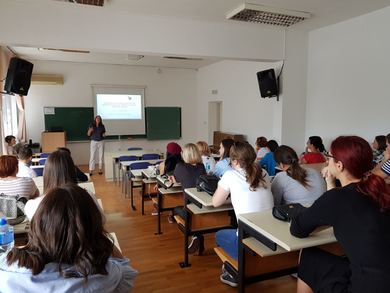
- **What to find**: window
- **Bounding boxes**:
[2,94,18,137]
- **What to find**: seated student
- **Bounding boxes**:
[24,150,103,221]
[196,141,216,173]
[212,142,274,287]
[0,184,137,293]
[159,142,183,176]
[213,138,234,177]
[373,133,390,179]
[290,136,390,293]
[16,145,37,178]
[271,145,326,206]
[0,155,39,200]
[372,135,386,165]
[255,136,269,160]
[57,147,88,182]
[259,140,279,176]
[3,135,16,155]
[300,136,326,164]
[169,143,206,247]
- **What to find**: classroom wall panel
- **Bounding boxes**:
[306,6,390,149]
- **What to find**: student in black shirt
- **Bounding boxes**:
[169,143,206,253]
[290,136,390,293]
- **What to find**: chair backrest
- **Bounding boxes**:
[129,162,151,170]
[38,159,46,165]
[141,153,160,160]
[118,155,138,162]
[127,147,143,151]
[40,153,50,158]
[34,167,44,176]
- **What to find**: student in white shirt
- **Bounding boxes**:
[16,145,37,178]
[4,135,16,155]
[212,142,274,287]
[196,141,216,173]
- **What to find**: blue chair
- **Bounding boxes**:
[117,156,138,188]
[34,167,44,176]
[40,153,50,158]
[127,162,151,210]
[141,153,160,160]
[38,159,46,165]
[128,147,143,151]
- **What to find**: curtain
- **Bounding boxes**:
[16,94,26,142]
[0,47,13,153]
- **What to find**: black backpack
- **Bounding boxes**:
[196,174,219,195]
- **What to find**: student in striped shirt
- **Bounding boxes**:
[373,133,390,178]
[0,155,39,199]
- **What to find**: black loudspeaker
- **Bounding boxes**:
[257,69,278,98]
[4,57,34,96]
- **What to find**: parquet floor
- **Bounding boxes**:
[88,167,296,293]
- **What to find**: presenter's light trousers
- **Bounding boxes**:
[89,140,104,171]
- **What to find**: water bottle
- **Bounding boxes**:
[0,217,14,254]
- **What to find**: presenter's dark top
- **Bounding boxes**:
[290,183,390,292]
[89,124,106,141]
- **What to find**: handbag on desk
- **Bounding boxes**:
[272,203,307,222]
[0,194,26,225]
[196,174,219,195]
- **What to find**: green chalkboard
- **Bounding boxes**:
[44,107,94,141]
[145,107,181,140]
[44,106,181,141]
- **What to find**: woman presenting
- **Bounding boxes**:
[88,115,106,176]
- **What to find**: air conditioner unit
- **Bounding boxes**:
[31,74,64,85]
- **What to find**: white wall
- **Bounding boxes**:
[196,60,280,147]
[26,61,197,164]
[306,6,390,149]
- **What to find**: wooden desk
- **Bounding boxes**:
[154,186,183,235]
[237,211,338,293]
[177,188,234,268]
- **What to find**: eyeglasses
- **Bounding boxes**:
[323,153,334,160]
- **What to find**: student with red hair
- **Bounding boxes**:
[290,136,390,293]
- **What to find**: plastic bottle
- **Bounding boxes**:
[0,217,14,254]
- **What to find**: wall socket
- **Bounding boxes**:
[211,89,218,95]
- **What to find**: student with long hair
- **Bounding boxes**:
[24,150,104,221]
[212,142,274,287]
[272,145,325,205]
[213,138,234,177]
[196,141,216,173]
[372,135,386,165]
[88,115,106,176]
[57,147,88,182]
[159,142,183,176]
[0,185,137,292]
[290,136,390,293]
[300,136,326,164]
[169,143,206,246]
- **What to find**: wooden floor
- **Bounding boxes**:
[89,168,296,293]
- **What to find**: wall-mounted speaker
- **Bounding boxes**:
[257,69,278,98]
[4,57,34,96]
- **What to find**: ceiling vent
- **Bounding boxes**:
[163,56,203,61]
[227,3,311,27]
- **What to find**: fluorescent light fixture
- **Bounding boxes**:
[227,3,311,27]
[127,54,144,61]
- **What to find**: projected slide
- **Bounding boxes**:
[96,94,142,120]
